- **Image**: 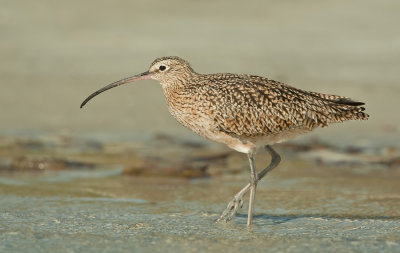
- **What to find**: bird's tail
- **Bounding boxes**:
[329,98,369,122]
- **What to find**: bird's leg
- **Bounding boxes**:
[257,146,281,180]
[215,145,281,223]
[247,152,257,227]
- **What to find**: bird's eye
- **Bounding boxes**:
[159,65,166,71]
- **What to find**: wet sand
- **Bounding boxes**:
[0,133,399,252]
[1,175,399,253]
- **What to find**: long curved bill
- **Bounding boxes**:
[80,71,151,108]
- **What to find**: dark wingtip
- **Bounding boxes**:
[334,98,365,106]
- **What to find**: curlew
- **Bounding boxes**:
[80,56,369,227]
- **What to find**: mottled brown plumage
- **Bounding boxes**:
[149,56,368,154]
[81,56,369,227]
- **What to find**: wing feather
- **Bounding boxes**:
[203,74,368,137]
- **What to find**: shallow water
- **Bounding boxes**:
[1,133,399,252]
[1,157,399,253]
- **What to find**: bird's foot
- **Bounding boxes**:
[215,194,245,223]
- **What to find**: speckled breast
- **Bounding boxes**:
[162,85,218,139]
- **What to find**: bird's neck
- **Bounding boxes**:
[161,80,186,102]
[160,72,199,97]
[161,75,201,117]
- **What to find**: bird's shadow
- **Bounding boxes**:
[234,213,397,225]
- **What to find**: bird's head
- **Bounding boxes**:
[80,56,195,108]
[149,56,195,85]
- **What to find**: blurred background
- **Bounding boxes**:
[1,0,399,146]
